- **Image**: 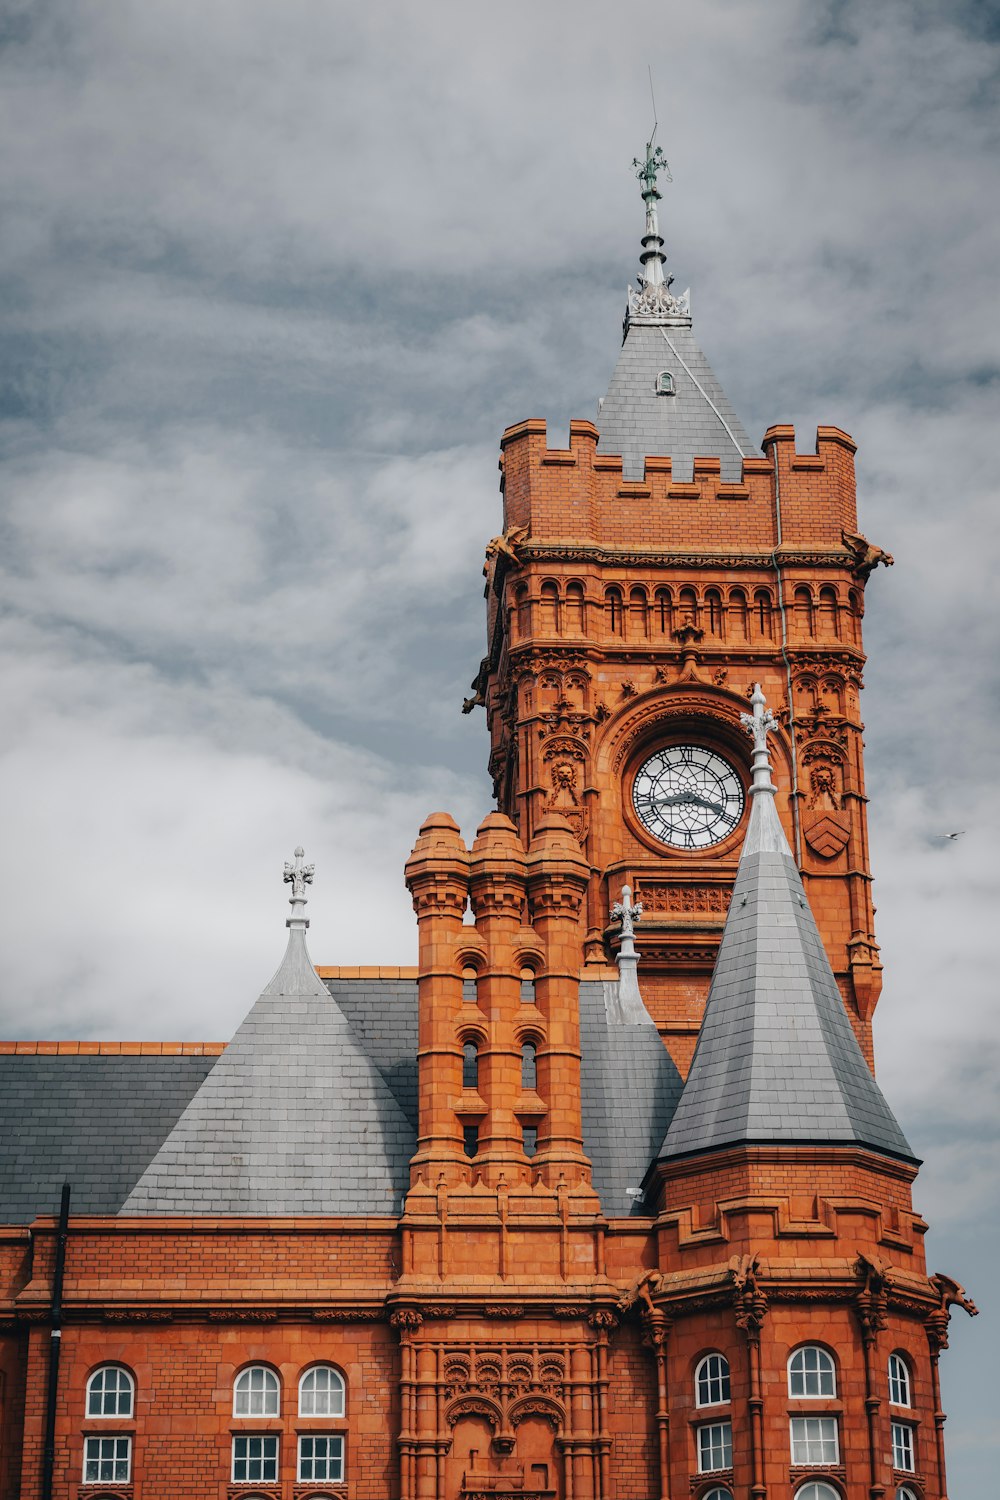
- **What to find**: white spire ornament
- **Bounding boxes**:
[611,884,647,1017]
[738,685,792,857]
[283,845,315,928]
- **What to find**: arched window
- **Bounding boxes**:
[299,1365,345,1417]
[705,589,724,636]
[655,370,675,395]
[728,588,748,639]
[794,1485,841,1500]
[654,587,672,634]
[895,1489,919,1500]
[606,587,623,635]
[86,1365,134,1418]
[462,1040,479,1090]
[754,588,773,638]
[629,586,649,637]
[702,1491,734,1500]
[521,1041,537,1090]
[679,586,698,625]
[540,581,560,635]
[515,584,530,638]
[233,1365,280,1417]
[788,1346,836,1398]
[887,1353,911,1407]
[565,581,586,633]
[793,586,814,638]
[818,585,840,639]
[695,1353,731,1407]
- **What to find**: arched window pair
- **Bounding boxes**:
[233,1363,345,1417]
[83,1367,135,1484]
[694,1353,732,1476]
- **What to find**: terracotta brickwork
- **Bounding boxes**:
[0,409,975,1500]
[484,419,883,1065]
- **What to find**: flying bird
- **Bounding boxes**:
[932,832,965,842]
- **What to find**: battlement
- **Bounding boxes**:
[499,419,859,552]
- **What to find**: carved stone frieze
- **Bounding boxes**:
[636,883,731,916]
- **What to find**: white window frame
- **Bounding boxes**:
[891,1421,915,1472]
[896,1488,919,1500]
[298,1363,346,1417]
[82,1434,132,1484]
[233,1365,280,1417]
[297,1432,345,1483]
[793,1485,842,1500]
[788,1345,837,1398]
[888,1353,912,1407]
[790,1415,840,1466]
[85,1365,135,1419]
[695,1352,731,1408]
[702,1489,734,1500]
[697,1420,733,1473]
[231,1433,280,1483]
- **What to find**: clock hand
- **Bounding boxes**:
[648,791,727,816]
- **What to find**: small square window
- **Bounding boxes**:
[697,1420,732,1472]
[891,1422,915,1472]
[299,1433,345,1482]
[232,1434,279,1483]
[790,1415,839,1465]
[83,1435,131,1483]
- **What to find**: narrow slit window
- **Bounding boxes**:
[462,1041,478,1090]
[463,1125,479,1158]
[522,1125,537,1157]
[521,1042,537,1090]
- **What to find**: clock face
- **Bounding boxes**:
[632,745,745,850]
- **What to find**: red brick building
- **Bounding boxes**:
[0,142,976,1500]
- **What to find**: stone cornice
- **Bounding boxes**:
[518,544,860,571]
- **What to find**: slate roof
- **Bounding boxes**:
[0,1053,217,1222]
[0,966,682,1222]
[579,979,683,1216]
[120,926,417,1216]
[596,319,758,483]
[657,780,915,1164]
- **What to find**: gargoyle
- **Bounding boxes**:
[483,524,529,577]
[842,530,894,580]
[617,1268,664,1317]
[462,657,490,715]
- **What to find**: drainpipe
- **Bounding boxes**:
[770,447,803,866]
[40,1183,70,1500]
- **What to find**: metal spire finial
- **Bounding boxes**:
[632,139,671,288]
[740,684,779,795]
[611,884,646,1014]
[282,845,315,928]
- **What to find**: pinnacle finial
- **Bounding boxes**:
[632,139,671,288]
[611,883,643,941]
[740,684,779,794]
[282,845,315,927]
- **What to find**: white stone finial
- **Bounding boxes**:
[740,684,779,795]
[282,845,315,927]
[611,884,643,941]
[611,884,646,1016]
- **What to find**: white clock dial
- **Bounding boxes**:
[632,745,745,850]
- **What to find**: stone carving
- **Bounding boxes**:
[842,529,894,580]
[447,1396,501,1429]
[484,524,529,577]
[926,1272,979,1352]
[610,885,642,940]
[587,1309,619,1333]
[311,1308,383,1322]
[541,737,587,843]
[617,1268,665,1317]
[390,1308,423,1332]
[627,279,691,322]
[620,678,638,698]
[854,1255,890,1344]
[730,1254,768,1339]
[282,846,314,898]
[463,656,490,714]
[637,883,731,916]
[508,1395,563,1430]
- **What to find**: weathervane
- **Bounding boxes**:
[633,139,671,204]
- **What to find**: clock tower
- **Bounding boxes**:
[474,139,892,1072]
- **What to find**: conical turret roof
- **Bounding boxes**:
[657,690,914,1164]
[121,849,415,1215]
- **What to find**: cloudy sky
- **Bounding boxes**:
[0,0,997,1483]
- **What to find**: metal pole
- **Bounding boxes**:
[40,1182,70,1500]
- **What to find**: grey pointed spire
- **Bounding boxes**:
[595,144,758,483]
[656,687,914,1164]
[121,847,416,1214]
